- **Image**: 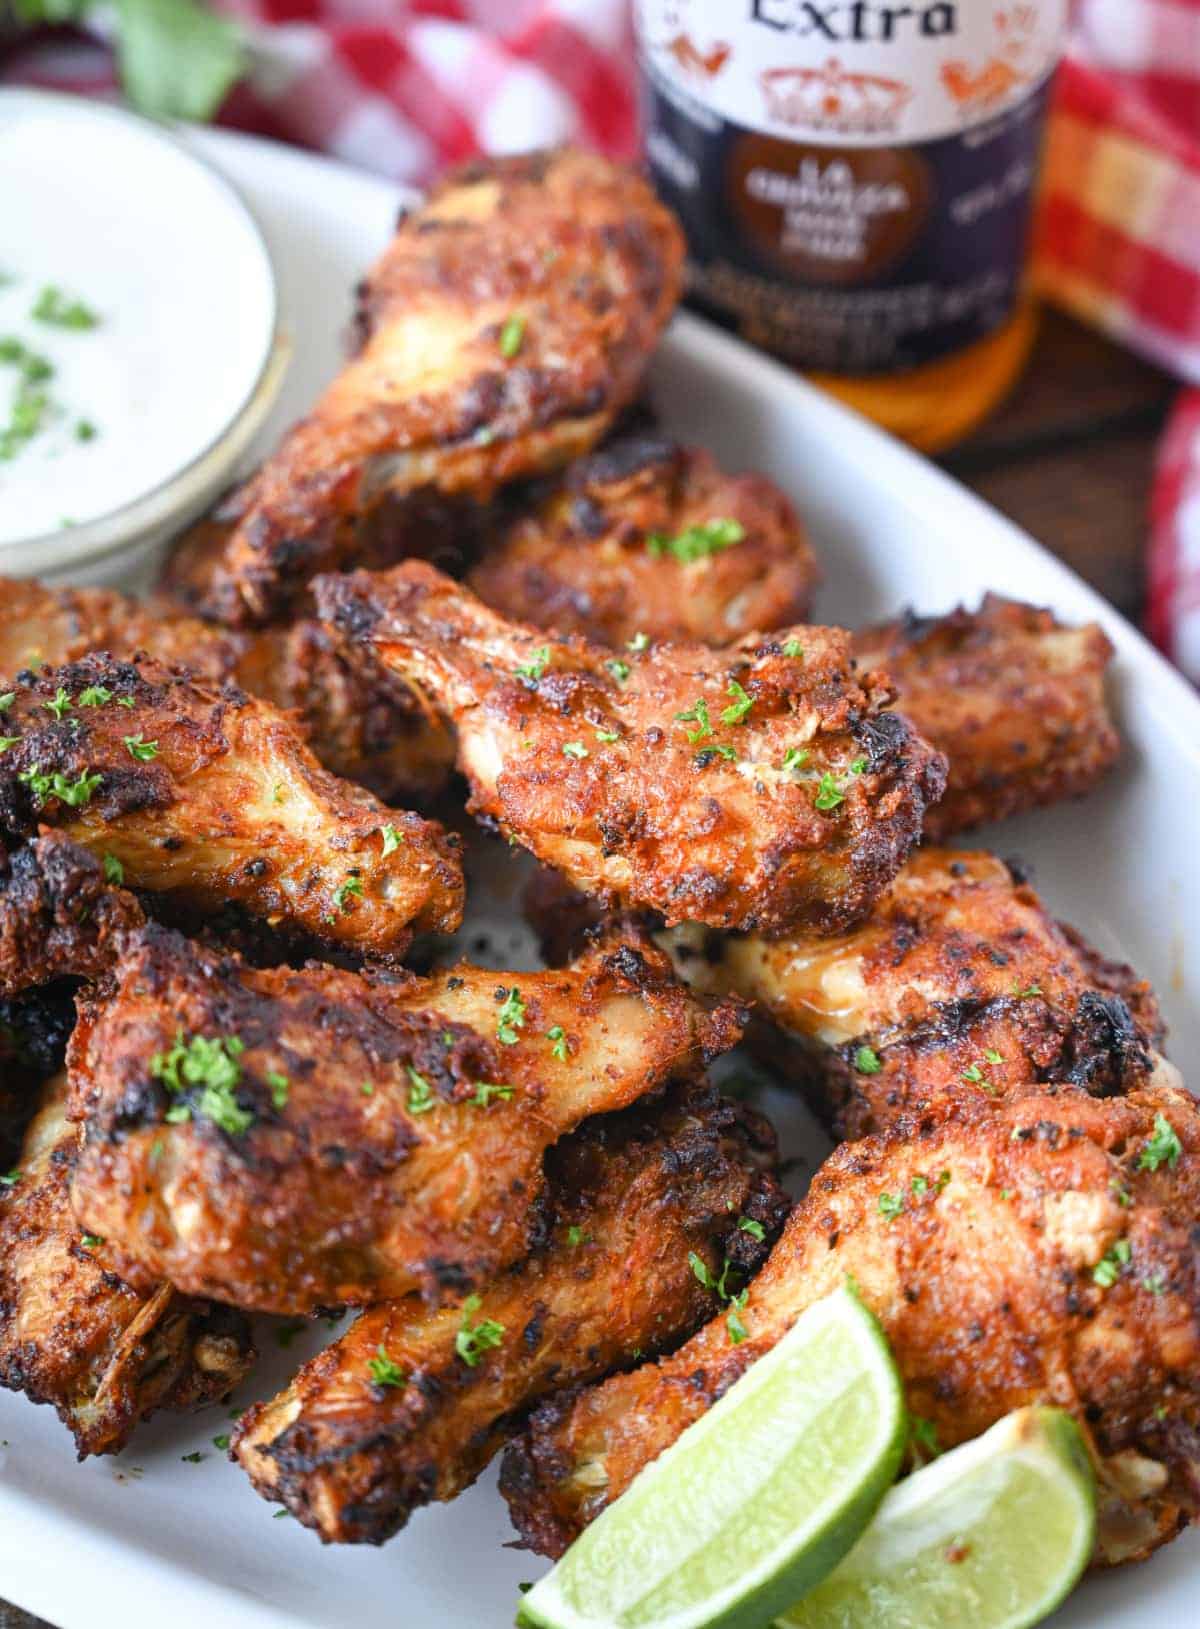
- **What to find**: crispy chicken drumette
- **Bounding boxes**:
[166,149,684,627]
[232,1081,788,1543]
[853,595,1120,840]
[660,848,1173,1139]
[0,653,462,957]
[318,562,947,936]
[67,924,742,1314]
[468,432,818,647]
[0,1073,255,1457]
[503,1085,1200,1569]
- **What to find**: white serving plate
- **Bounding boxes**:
[1,125,1197,1629]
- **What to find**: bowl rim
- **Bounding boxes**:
[0,87,283,573]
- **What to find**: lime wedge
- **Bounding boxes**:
[519,1284,905,1629]
[779,1407,1096,1629]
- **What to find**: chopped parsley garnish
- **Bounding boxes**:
[80,1233,104,1249]
[854,1045,882,1074]
[497,987,526,1045]
[1012,982,1043,998]
[123,733,159,761]
[499,314,525,359]
[1139,1113,1182,1172]
[561,741,588,760]
[910,1176,928,1196]
[0,737,19,754]
[361,1082,375,1097]
[367,1346,407,1389]
[77,685,113,707]
[813,771,845,811]
[380,824,404,857]
[984,1048,1003,1066]
[0,694,13,713]
[726,1296,749,1345]
[212,1434,231,1451]
[737,1216,765,1241]
[877,1191,904,1220]
[627,633,650,654]
[470,1082,514,1107]
[961,1064,984,1084]
[32,286,100,330]
[594,728,620,744]
[406,1067,436,1115]
[181,1451,205,1464]
[19,765,102,808]
[75,418,97,442]
[1110,1178,1133,1208]
[44,687,72,719]
[150,1031,252,1136]
[0,1170,20,1188]
[1093,1237,1131,1288]
[780,747,810,773]
[721,679,754,725]
[675,698,712,743]
[1143,1271,1168,1297]
[335,873,364,912]
[455,1295,505,1367]
[547,1024,569,1061]
[783,639,804,659]
[605,657,630,684]
[514,646,550,683]
[567,1225,589,1247]
[103,853,124,885]
[689,1250,751,1344]
[116,695,135,708]
[265,1071,289,1110]
[645,517,744,564]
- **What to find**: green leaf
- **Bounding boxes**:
[114,0,244,123]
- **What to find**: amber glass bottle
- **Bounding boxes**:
[635,1,1067,453]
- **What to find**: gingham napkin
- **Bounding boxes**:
[6,0,1200,675]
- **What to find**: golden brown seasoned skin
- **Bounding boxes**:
[0,653,463,957]
[853,595,1120,840]
[468,433,819,647]
[660,849,1172,1140]
[68,924,743,1314]
[0,573,452,806]
[319,562,947,936]
[169,150,684,627]
[232,1081,788,1543]
[0,832,145,999]
[503,1085,1200,1568]
[0,1073,255,1458]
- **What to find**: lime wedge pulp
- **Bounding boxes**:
[779,1406,1096,1629]
[519,1284,906,1629]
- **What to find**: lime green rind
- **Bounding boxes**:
[778,1406,1096,1629]
[519,1285,906,1629]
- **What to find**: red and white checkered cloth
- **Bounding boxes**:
[6,0,1200,674]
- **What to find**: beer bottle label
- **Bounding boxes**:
[636,1,1068,373]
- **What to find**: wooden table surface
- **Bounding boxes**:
[0,304,1174,1629]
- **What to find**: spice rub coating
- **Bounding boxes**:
[0,652,463,957]
[318,561,947,936]
[169,149,684,627]
[232,1081,787,1543]
[68,925,743,1314]
[0,1073,254,1458]
[503,1086,1200,1569]
[853,595,1120,840]
[468,433,818,647]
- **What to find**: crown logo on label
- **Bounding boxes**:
[760,59,913,135]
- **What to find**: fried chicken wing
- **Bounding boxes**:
[661,848,1171,1139]
[0,653,463,956]
[0,574,452,805]
[0,831,144,999]
[68,924,741,1314]
[853,596,1120,839]
[0,1072,254,1457]
[318,563,947,935]
[168,150,684,627]
[231,1081,787,1543]
[467,433,819,647]
[503,1085,1200,1567]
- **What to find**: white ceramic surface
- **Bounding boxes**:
[0,124,1196,1629]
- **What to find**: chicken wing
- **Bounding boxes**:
[660,848,1171,1139]
[68,923,742,1313]
[853,596,1119,839]
[0,652,463,956]
[231,1081,788,1543]
[0,1072,254,1457]
[0,831,144,999]
[503,1084,1200,1567]
[166,149,684,627]
[467,432,819,647]
[0,573,452,806]
[318,563,947,935]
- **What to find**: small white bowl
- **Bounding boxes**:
[0,89,285,587]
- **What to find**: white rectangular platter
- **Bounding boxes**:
[0,125,1197,1629]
